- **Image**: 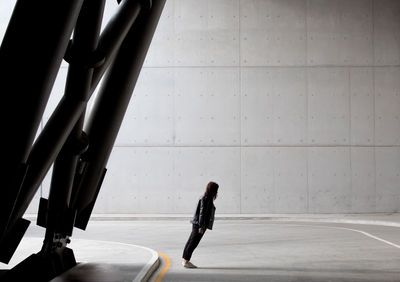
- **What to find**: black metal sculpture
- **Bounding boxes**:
[0,0,166,280]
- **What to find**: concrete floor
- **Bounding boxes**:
[8,215,400,282]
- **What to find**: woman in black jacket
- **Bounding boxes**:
[182,181,219,268]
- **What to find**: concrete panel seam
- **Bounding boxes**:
[112,144,400,148]
[239,0,242,214]
[140,65,400,69]
[306,67,309,212]
[372,13,377,209]
[348,68,353,211]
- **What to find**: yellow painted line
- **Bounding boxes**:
[154,252,171,282]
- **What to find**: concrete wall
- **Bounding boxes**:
[1,0,399,214]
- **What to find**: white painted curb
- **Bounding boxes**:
[132,245,160,282]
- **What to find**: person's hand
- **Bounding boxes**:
[199,227,205,234]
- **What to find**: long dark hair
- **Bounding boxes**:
[204,181,219,200]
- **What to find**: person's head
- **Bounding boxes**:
[204,181,219,200]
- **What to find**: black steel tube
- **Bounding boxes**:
[2,0,144,236]
[0,0,84,168]
[0,0,84,237]
[72,0,166,216]
[45,0,106,239]
[9,96,87,230]
[90,0,143,92]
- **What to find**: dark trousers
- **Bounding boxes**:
[182,224,205,261]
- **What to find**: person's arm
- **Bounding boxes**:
[198,197,208,232]
[198,197,211,233]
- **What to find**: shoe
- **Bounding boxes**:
[182,261,197,268]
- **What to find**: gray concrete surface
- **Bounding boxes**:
[1,0,398,215]
[7,214,400,281]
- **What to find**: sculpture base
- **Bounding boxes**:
[0,238,159,282]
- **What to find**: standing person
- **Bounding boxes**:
[182,181,219,268]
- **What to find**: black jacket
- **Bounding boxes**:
[190,195,216,230]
